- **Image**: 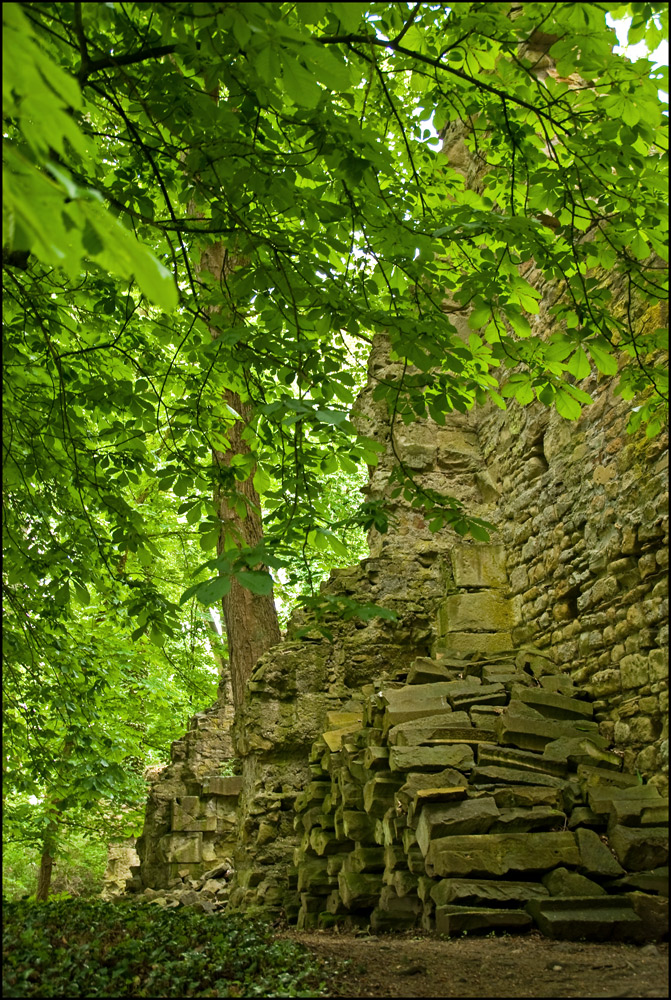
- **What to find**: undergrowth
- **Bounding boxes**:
[2,899,325,998]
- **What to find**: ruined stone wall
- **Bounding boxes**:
[476,368,668,790]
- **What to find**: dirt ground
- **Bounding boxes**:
[281,930,669,998]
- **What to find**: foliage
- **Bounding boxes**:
[2,899,324,997]
[2,1,668,888]
[2,832,108,902]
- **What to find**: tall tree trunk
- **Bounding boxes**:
[35,842,54,902]
[214,391,281,709]
[196,244,281,711]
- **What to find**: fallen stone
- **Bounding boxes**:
[470,765,566,789]
[568,806,605,830]
[342,810,377,845]
[425,831,580,878]
[387,712,471,746]
[390,745,475,773]
[380,684,455,728]
[493,785,564,809]
[395,769,472,812]
[509,686,594,720]
[435,905,533,935]
[416,798,500,855]
[577,765,639,789]
[363,776,400,818]
[496,707,604,752]
[490,806,566,833]
[607,825,669,871]
[587,784,665,822]
[338,871,384,909]
[342,846,386,874]
[525,896,642,941]
[398,726,495,748]
[388,870,420,898]
[477,743,568,777]
[407,786,469,825]
[542,867,607,897]
[575,828,625,878]
[607,867,669,896]
[431,878,549,908]
[626,892,669,942]
[406,659,455,684]
[542,738,623,771]
[363,746,389,771]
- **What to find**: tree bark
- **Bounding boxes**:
[35,843,54,901]
[196,246,281,712]
[214,391,281,709]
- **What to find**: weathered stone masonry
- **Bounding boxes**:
[128,29,668,929]
[128,325,668,938]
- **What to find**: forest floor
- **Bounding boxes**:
[281,930,669,998]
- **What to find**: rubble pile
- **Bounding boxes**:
[293,647,669,940]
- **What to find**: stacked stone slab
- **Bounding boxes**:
[132,698,240,889]
[293,647,668,940]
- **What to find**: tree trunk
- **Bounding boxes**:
[214,390,281,709]
[35,844,54,901]
[196,245,281,712]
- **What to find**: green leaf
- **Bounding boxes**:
[236,570,274,595]
[587,338,618,376]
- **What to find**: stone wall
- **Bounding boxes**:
[477,371,668,789]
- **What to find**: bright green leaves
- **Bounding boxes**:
[2,5,177,311]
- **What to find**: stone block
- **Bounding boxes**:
[338,871,384,909]
[297,858,332,893]
[490,807,566,833]
[496,708,604,752]
[395,724,491,749]
[575,828,625,878]
[390,745,475,773]
[587,784,665,821]
[435,905,533,935]
[363,776,400,818]
[433,632,514,656]
[425,832,580,878]
[343,846,386,874]
[509,686,594,720]
[439,592,517,634]
[387,712,471,746]
[448,683,508,711]
[471,765,566,789]
[589,669,622,698]
[201,776,242,797]
[450,544,508,589]
[477,743,567,777]
[415,798,500,855]
[608,826,669,871]
[525,896,642,941]
[159,833,202,865]
[431,878,549,908]
[493,786,563,810]
[542,738,623,771]
[342,810,377,845]
[407,659,455,684]
[542,867,606,897]
[381,684,453,727]
[620,653,650,689]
